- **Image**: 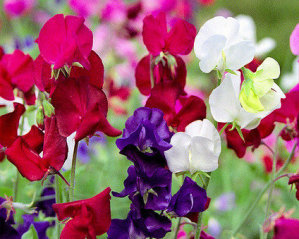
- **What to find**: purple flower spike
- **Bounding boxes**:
[116,107,172,154]
[167,177,208,217]
[120,145,167,176]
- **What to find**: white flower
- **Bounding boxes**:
[165,119,221,174]
[194,16,255,73]
[236,15,276,57]
[209,70,285,130]
[280,57,299,91]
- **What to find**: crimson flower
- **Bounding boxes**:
[0,49,35,102]
[288,174,299,200]
[51,68,121,142]
[273,216,299,239]
[6,116,67,181]
[37,14,93,69]
[53,187,111,239]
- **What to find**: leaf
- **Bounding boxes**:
[21,225,38,239]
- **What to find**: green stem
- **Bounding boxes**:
[55,175,61,238]
[232,142,297,236]
[69,141,79,202]
[195,173,211,239]
[13,106,26,201]
[219,122,230,136]
[173,217,182,239]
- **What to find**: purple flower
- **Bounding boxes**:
[36,187,55,217]
[17,214,52,239]
[116,107,172,154]
[113,165,172,210]
[167,177,208,217]
[120,145,168,176]
[0,197,20,239]
[214,192,235,212]
[108,195,171,239]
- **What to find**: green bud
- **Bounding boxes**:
[42,100,55,117]
[36,108,44,126]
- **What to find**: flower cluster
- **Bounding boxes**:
[108,107,209,238]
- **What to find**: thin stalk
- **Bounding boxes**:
[232,142,297,236]
[195,173,211,239]
[265,138,280,222]
[69,141,79,202]
[55,175,61,238]
[173,217,182,239]
[219,122,230,136]
[13,108,25,201]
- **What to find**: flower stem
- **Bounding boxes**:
[231,142,297,236]
[173,217,182,239]
[55,175,61,238]
[69,141,79,202]
[13,108,26,201]
[195,173,211,239]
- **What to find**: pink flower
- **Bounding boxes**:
[37,14,93,69]
[273,216,299,239]
[290,23,299,56]
[3,0,35,17]
[68,0,103,18]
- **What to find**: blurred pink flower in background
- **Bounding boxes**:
[290,23,299,56]
[68,0,104,18]
[4,0,35,17]
[101,0,127,25]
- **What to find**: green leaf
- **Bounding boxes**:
[21,225,38,239]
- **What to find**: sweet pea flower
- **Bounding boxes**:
[209,72,262,129]
[37,14,93,69]
[240,57,285,113]
[236,15,276,57]
[53,188,111,239]
[165,119,221,174]
[3,0,35,17]
[194,16,255,73]
[290,23,299,56]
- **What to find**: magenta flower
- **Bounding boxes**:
[3,0,35,17]
[290,23,299,56]
[37,14,93,69]
[273,216,299,239]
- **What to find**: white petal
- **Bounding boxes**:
[255,38,276,57]
[237,109,261,129]
[256,57,280,80]
[209,73,241,123]
[235,15,256,43]
[190,136,219,173]
[63,132,76,171]
[224,40,255,70]
[197,35,226,73]
[165,133,191,173]
[194,16,239,56]
[259,83,286,112]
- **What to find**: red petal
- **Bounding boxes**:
[165,19,197,55]
[0,103,25,147]
[135,55,151,96]
[42,116,68,171]
[171,95,206,132]
[37,14,93,69]
[0,65,14,101]
[53,188,111,237]
[21,125,44,153]
[33,55,53,93]
[6,137,45,181]
[142,13,167,55]
[23,87,36,105]
[1,50,34,93]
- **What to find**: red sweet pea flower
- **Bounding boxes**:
[6,116,67,181]
[273,216,299,239]
[53,187,111,239]
[37,14,93,70]
[0,50,35,101]
[142,12,196,56]
[288,174,299,200]
[0,103,25,147]
[51,72,121,142]
[33,55,54,94]
[220,124,261,158]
